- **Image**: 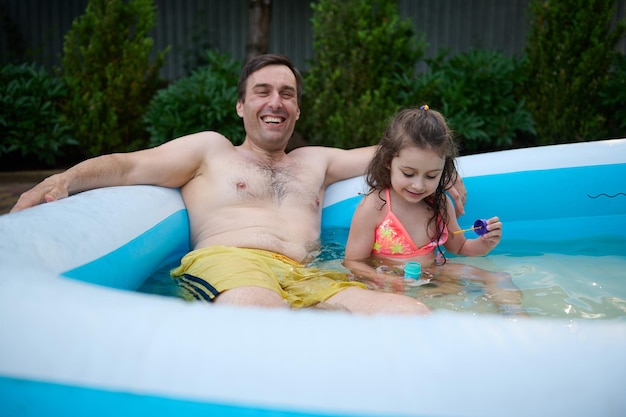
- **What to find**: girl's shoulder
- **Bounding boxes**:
[359,188,389,212]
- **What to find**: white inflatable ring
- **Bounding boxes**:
[1,139,625,416]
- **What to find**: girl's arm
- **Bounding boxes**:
[343,194,404,289]
[344,194,380,261]
[444,197,502,256]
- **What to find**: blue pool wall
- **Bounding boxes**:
[321,163,626,243]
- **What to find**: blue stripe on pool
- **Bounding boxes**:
[461,164,626,222]
[62,209,190,290]
[0,376,427,417]
[321,195,362,230]
[322,164,626,240]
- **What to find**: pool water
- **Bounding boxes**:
[138,231,626,321]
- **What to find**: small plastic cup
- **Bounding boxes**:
[473,219,488,236]
[404,261,421,280]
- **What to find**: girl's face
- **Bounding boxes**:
[389,145,445,203]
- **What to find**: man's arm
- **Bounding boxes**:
[10,131,226,212]
[323,146,377,186]
[448,175,467,217]
[9,153,132,212]
[322,145,467,216]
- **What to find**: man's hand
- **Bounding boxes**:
[448,175,467,217]
[10,175,69,213]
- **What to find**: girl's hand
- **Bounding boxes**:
[367,270,406,293]
[481,216,502,248]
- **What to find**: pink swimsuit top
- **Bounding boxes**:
[372,189,448,258]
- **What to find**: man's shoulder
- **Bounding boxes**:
[289,145,342,158]
[194,130,233,143]
[175,131,234,150]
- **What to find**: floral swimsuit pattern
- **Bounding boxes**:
[372,189,448,258]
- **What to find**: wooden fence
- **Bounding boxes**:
[1,0,625,80]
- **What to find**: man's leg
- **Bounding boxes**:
[325,287,430,315]
[214,286,288,308]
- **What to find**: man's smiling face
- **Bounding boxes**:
[236,64,301,151]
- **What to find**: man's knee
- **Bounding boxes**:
[326,287,430,315]
[387,294,431,315]
[215,286,287,308]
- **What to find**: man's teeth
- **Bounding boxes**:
[262,116,282,124]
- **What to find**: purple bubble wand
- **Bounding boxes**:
[453,219,488,236]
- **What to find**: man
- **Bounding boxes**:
[12,54,466,314]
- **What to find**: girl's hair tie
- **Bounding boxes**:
[419,104,429,111]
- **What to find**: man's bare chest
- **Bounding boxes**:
[212,158,323,210]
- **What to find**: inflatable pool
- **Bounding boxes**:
[1,139,625,417]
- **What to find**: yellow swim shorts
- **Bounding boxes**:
[170,245,366,308]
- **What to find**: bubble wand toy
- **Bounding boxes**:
[454,219,488,236]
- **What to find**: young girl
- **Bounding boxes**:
[343,106,522,312]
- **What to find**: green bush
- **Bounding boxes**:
[523,0,626,144]
[0,63,77,166]
[301,0,426,148]
[600,53,626,136]
[59,0,168,157]
[405,49,535,153]
[145,50,244,146]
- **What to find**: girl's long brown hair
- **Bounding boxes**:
[366,106,459,263]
